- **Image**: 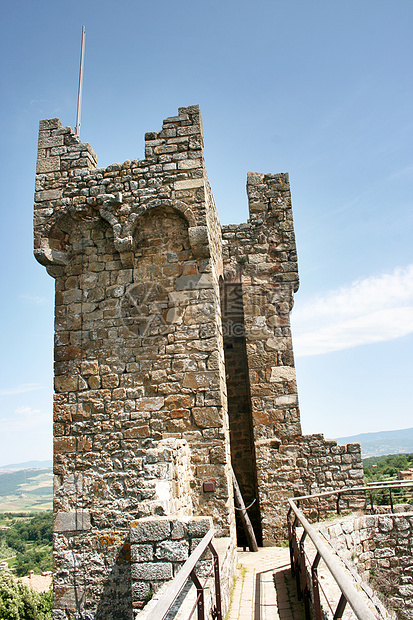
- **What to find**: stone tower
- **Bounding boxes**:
[34,105,363,618]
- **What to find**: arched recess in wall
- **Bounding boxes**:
[120,204,197,340]
[48,211,120,367]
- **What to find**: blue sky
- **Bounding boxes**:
[0,0,412,466]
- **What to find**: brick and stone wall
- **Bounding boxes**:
[53,438,194,618]
[34,104,364,618]
[319,511,413,619]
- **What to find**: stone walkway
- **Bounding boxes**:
[227,547,305,620]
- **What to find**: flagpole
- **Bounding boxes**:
[75,26,86,137]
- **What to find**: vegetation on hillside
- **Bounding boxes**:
[363,453,413,506]
[363,453,413,482]
[0,572,51,619]
[0,512,52,576]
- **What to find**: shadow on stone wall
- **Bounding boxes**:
[95,538,132,620]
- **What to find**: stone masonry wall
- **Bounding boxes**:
[134,516,235,620]
[34,105,365,617]
[222,172,301,543]
[320,512,413,620]
[53,438,193,619]
[130,516,212,609]
[34,106,236,619]
[221,174,364,542]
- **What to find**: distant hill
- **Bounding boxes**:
[0,467,52,512]
[0,459,52,472]
[334,427,413,458]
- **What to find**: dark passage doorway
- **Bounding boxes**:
[220,281,263,547]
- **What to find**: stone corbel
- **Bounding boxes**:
[34,245,68,267]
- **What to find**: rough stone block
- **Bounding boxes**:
[192,406,221,428]
[176,273,213,291]
[131,544,154,563]
[132,581,151,601]
[170,520,185,540]
[155,540,189,562]
[36,156,61,173]
[54,510,91,532]
[131,562,173,581]
[186,517,213,538]
[39,118,61,130]
[35,189,62,202]
[130,518,171,543]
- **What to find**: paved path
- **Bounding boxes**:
[227,547,305,620]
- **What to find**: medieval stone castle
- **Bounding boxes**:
[34,105,363,618]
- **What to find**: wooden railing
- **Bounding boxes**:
[287,482,413,620]
[146,528,222,620]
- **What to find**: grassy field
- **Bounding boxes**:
[0,468,52,512]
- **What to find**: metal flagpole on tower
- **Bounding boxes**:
[75,26,86,137]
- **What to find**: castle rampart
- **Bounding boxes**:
[34,105,363,618]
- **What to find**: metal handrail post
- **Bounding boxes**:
[292,520,301,598]
[311,553,322,620]
[333,593,347,619]
[190,569,205,620]
[300,530,307,594]
[288,499,376,620]
[208,542,222,620]
[299,531,311,619]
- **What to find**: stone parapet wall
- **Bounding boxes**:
[135,518,235,620]
[296,435,365,519]
[53,438,195,619]
[319,512,413,619]
[253,435,364,541]
[130,516,212,609]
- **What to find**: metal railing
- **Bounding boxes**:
[365,479,413,512]
[146,528,222,620]
[287,482,413,620]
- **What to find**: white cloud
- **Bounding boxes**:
[20,294,48,305]
[14,406,41,416]
[292,265,413,357]
[0,384,43,397]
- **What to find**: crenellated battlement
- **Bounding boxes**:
[34,105,363,619]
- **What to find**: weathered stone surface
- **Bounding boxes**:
[130,544,153,563]
[186,518,212,538]
[192,406,221,428]
[130,519,171,543]
[155,540,189,561]
[321,513,413,620]
[131,562,172,580]
[54,511,91,532]
[34,104,364,619]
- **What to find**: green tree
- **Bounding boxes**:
[15,549,52,578]
[0,571,52,619]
